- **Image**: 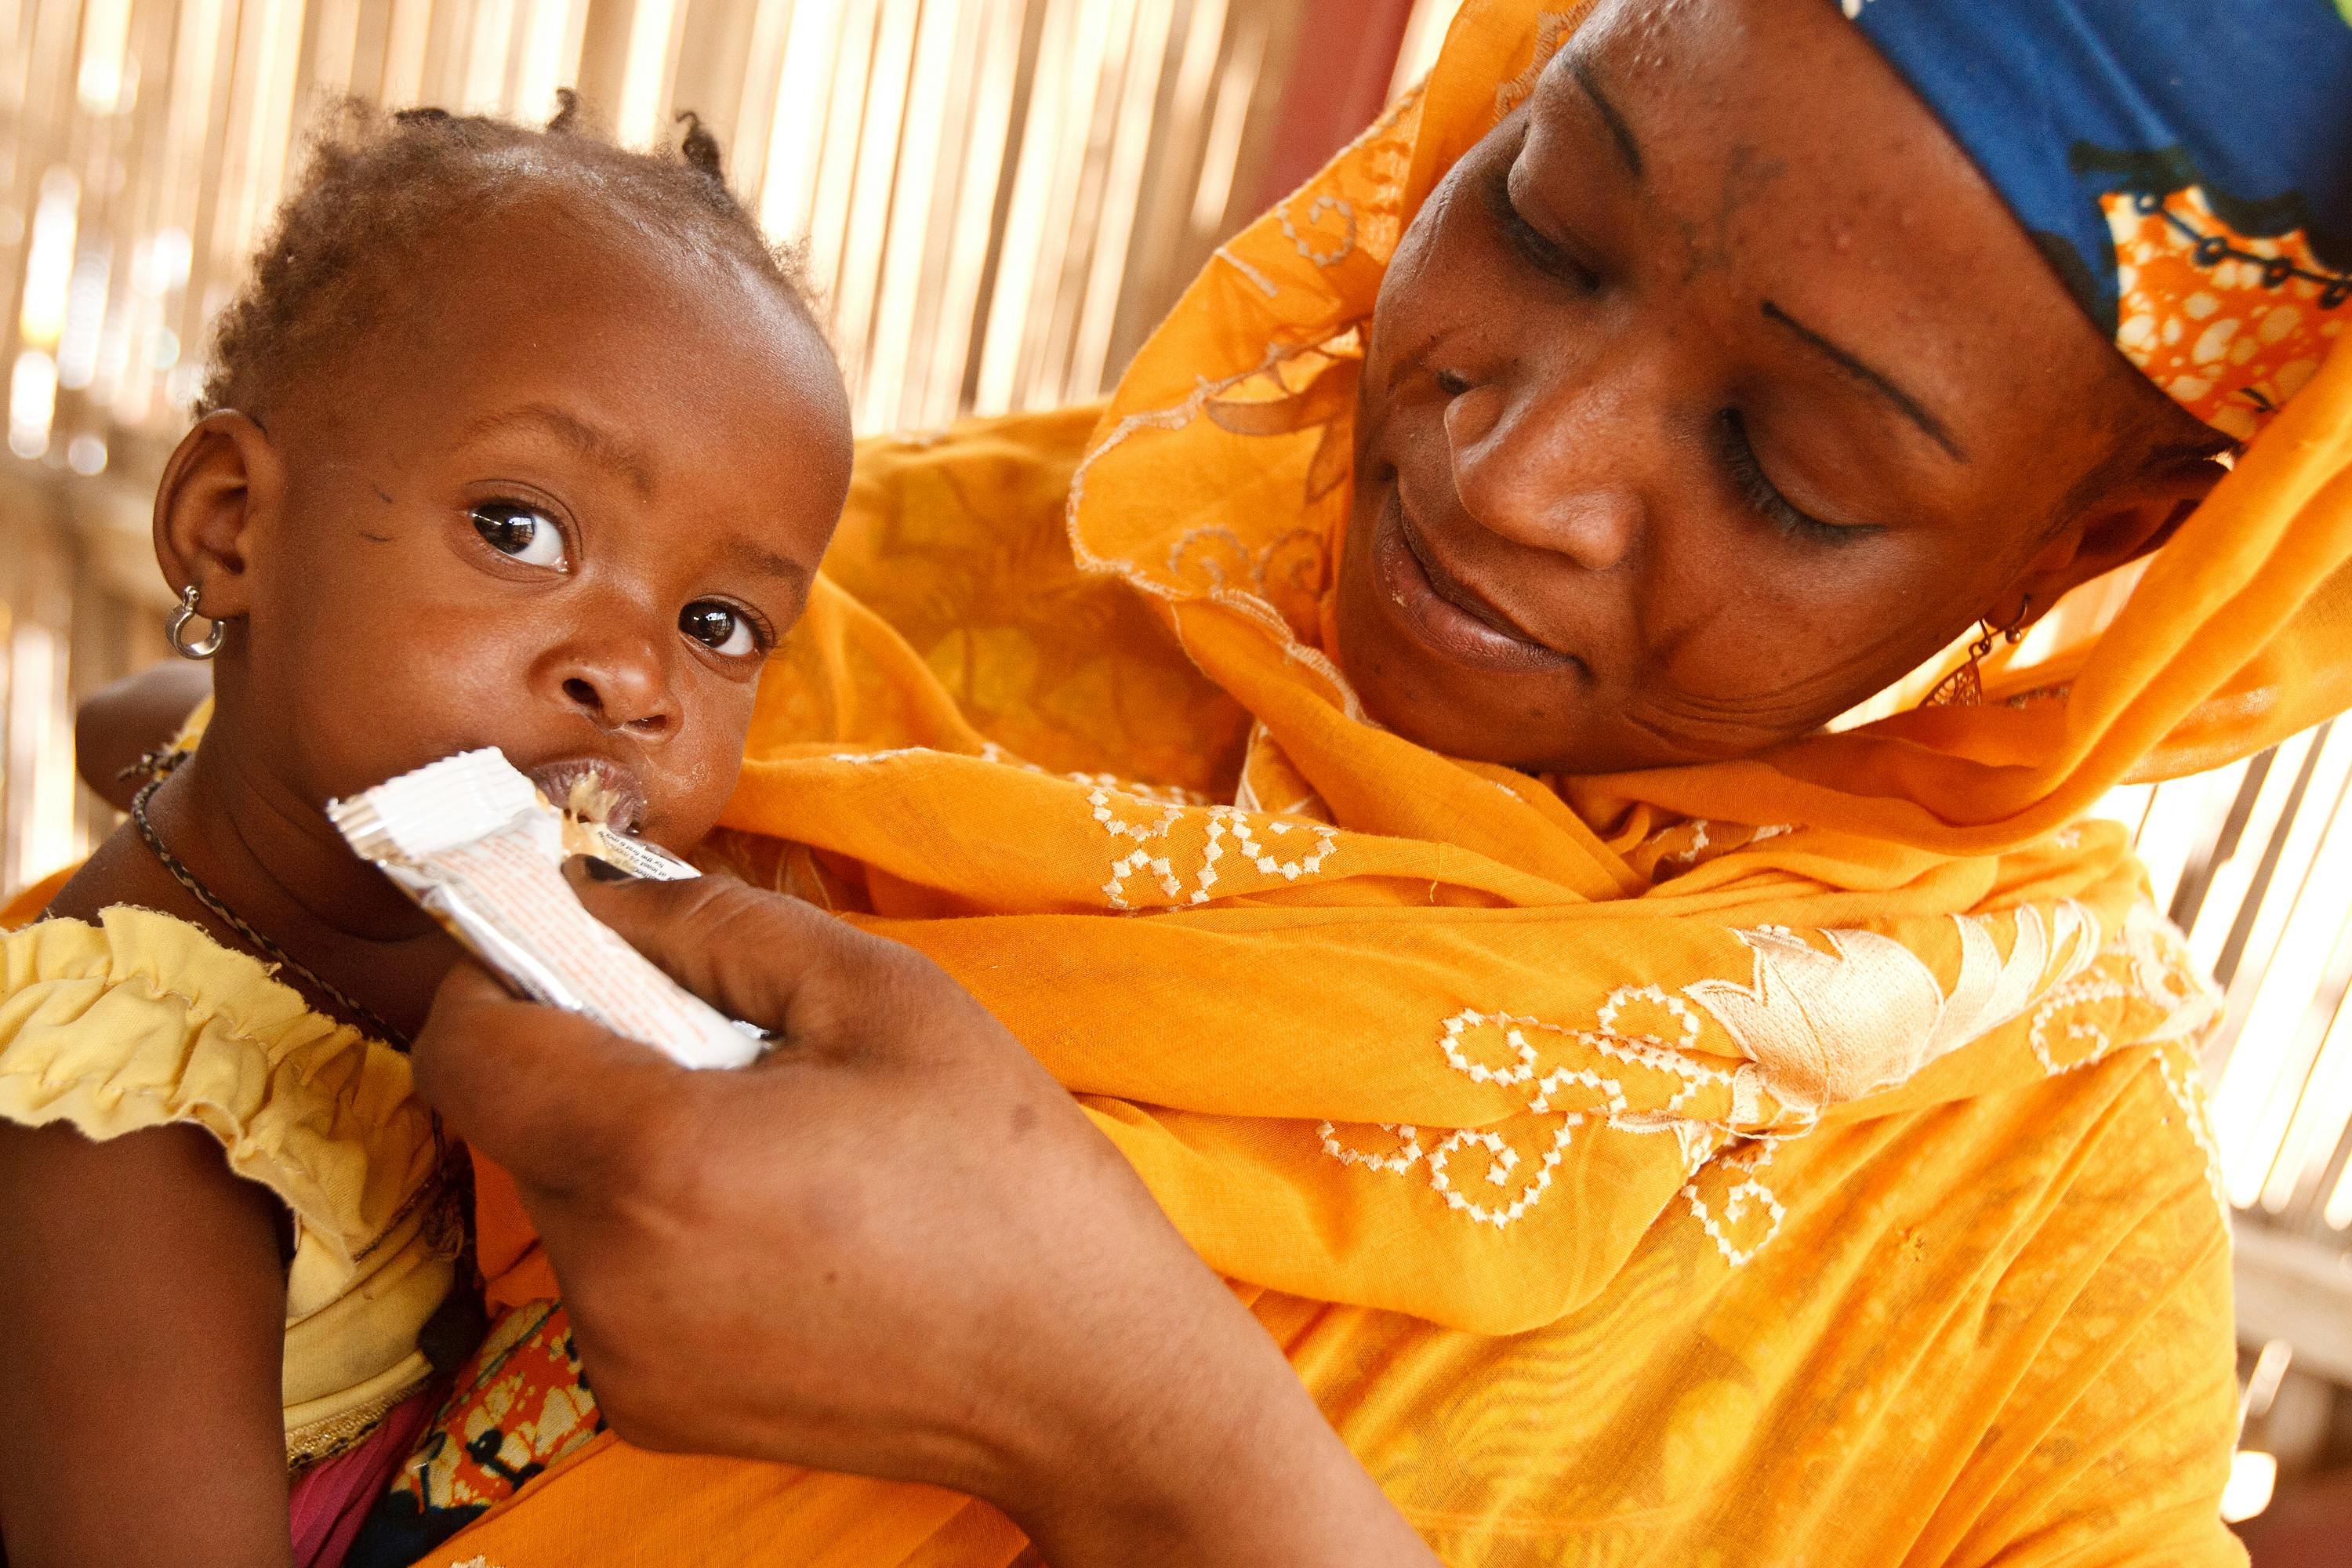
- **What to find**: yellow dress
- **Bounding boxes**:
[0,906,452,1467]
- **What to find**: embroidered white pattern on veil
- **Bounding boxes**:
[1686,902,2101,1116]
[1317,898,2220,1265]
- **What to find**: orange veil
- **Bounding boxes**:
[438,1,2350,1561]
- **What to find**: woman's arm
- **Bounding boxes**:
[412,868,1439,1566]
[73,663,212,813]
[0,1121,294,1568]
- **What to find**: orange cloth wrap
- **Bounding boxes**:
[421,2,2352,1560]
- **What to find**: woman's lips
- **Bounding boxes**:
[527,757,650,835]
[1370,485,1578,675]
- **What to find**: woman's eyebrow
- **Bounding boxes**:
[1567,56,1642,180]
[1760,300,1969,463]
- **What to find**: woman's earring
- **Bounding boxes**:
[1924,593,2031,708]
[2001,592,2034,644]
[166,583,227,660]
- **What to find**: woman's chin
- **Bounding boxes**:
[1340,642,1722,778]
[1335,555,1569,770]
[1341,643,1561,770]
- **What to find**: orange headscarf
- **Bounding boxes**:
[434,2,2341,1559]
[660,0,2343,1329]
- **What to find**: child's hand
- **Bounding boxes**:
[409,867,1438,1568]
[72,662,212,811]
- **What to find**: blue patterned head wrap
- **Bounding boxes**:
[1843,0,2352,439]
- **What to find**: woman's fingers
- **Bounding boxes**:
[561,862,903,1044]
[71,662,212,811]
[411,890,1443,1564]
[409,958,686,1201]
[416,869,920,1207]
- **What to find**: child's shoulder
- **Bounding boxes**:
[36,815,191,924]
[5,843,401,1134]
[23,819,290,1013]
[2,872,458,1474]
[2,885,354,1075]
[2,869,442,1292]
[9,818,227,1011]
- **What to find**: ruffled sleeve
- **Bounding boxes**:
[0,906,452,1459]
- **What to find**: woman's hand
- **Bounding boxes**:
[409,867,1437,1567]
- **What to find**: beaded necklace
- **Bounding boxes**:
[126,753,407,1046]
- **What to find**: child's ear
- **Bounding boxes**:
[152,410,285,622]
[2007,454,2230,628]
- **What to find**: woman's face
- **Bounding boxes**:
[1338,0,2220,774]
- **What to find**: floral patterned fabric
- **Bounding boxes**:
[345,1302,602,1568]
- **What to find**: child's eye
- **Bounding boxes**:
[471,502,568,568]
[680,601,762,657]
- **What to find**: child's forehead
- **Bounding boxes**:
[289,210,845,488]
[405,189,744,311]
[361,204,806,385]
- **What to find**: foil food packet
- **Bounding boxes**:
[327,748,764,1069]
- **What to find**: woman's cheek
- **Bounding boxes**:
[1370,160,1497,344]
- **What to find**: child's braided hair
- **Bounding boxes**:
[199,92,815,416]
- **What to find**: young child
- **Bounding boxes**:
[0,98,851,1568]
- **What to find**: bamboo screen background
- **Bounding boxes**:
[0,0,1370,891]
[2,0,2350,1527]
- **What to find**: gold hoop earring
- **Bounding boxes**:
[1924,593,2031,708]
[167,583,227,660]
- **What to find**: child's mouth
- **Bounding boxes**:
[527,757,650,836]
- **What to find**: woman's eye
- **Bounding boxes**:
[470,502,567,568]
[1718,410,1875,547]
[681,601,760,656]
[1483,163,1595,291]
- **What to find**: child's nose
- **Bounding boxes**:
[552,644,678,736]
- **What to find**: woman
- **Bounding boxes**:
[38,0,2352,1562]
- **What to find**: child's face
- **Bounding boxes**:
[175,198,851,851]
[1338,0,2220,775]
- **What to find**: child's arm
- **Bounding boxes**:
[0,1120,296,1568]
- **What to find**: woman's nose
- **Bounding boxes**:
[1443,375,1644,572]
[548,636,679,737]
